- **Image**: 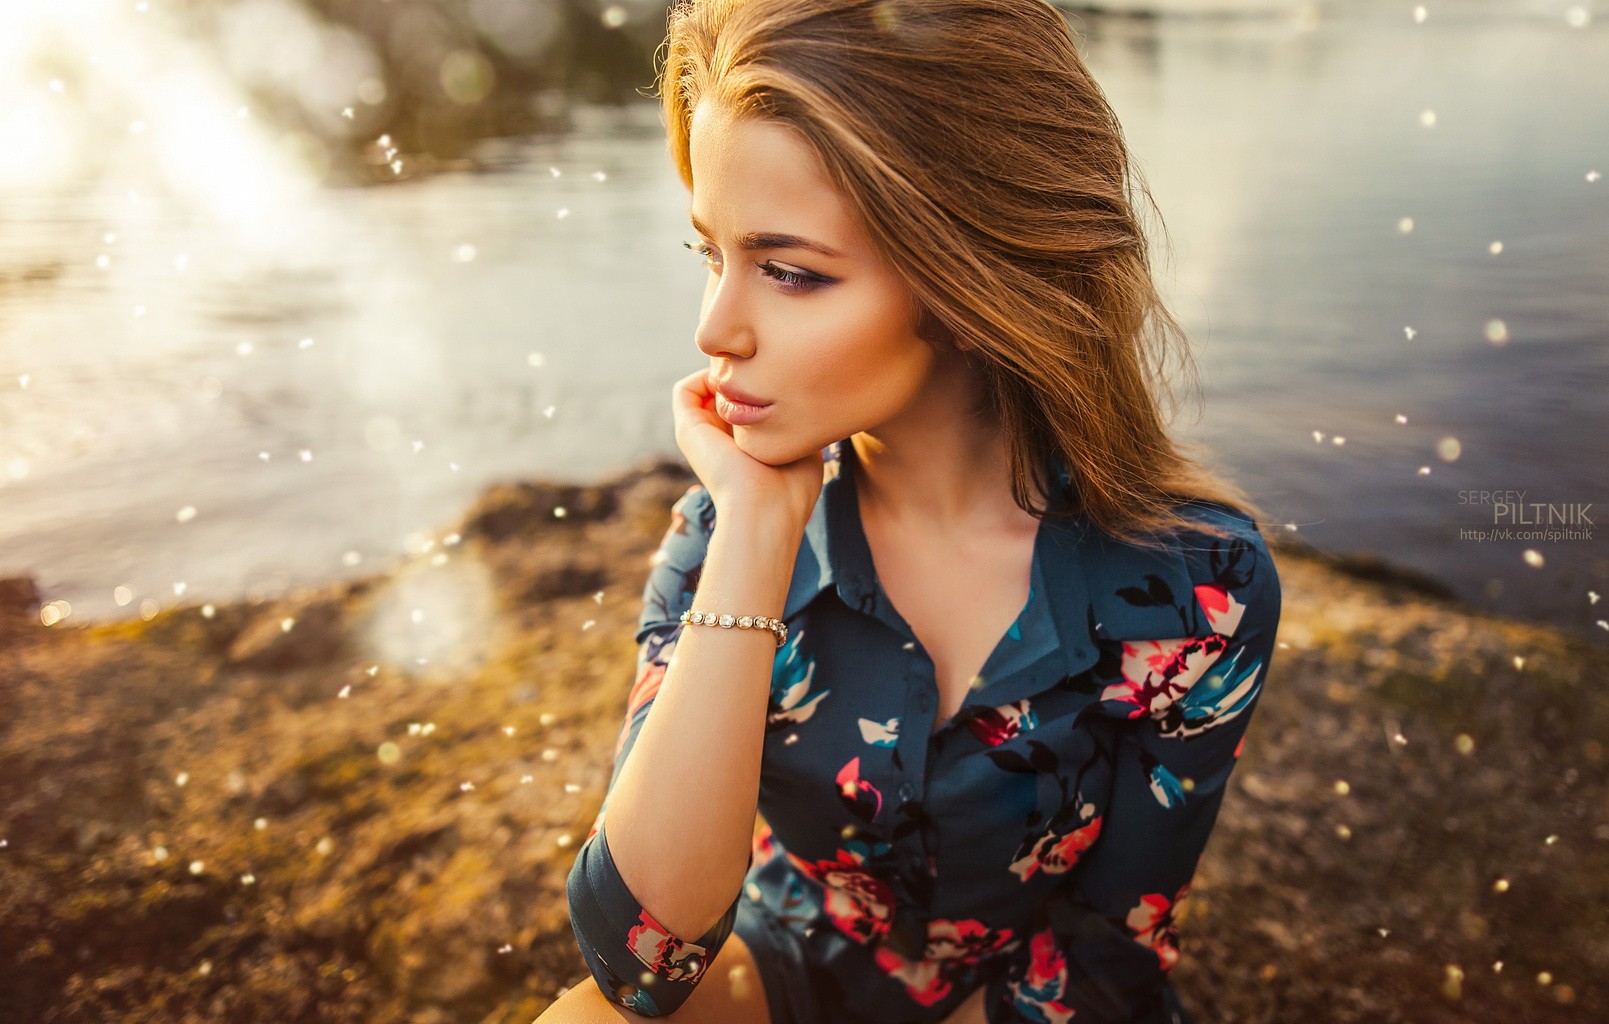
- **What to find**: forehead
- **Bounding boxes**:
[687,99,858,251]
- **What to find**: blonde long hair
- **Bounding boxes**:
[657,0,1268,549]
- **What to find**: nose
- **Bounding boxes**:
[693,273,757,361]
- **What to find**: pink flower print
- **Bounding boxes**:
[964,699,1039,746]
[872,941,954,1007]
[625,906,710,984]
[924,917,1017,964]
[836,756,885,823]
[1193,581,1247,637]
[1008,801,1103,882]
[786,847,894,944]
[1005,928,1077,1024]
[1125,883,1188,972]
[1105,633,1229,718]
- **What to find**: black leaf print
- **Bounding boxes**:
[1026,739,1060,775]
[1115,572,1175,608]
[986,750,1036,774]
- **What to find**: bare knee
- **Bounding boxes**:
[533,979,651,1023]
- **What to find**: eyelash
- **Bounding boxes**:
[682,240,823,293]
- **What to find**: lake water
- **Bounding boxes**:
[1,2,1605,638]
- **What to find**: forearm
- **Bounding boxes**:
[600,505,801,940]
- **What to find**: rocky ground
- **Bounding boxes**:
[0,459,1604,1024]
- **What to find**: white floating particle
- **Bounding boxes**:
[1545,834,1558,845]
[172,581,187,596]
[1419,110,1436,128]
[298,337,314,349]
[390,160,403,174]
[175,771,189,786]
[1332,436,1346,446]
[1417,466,1431,476]
[1589,591,1600,604]
[421,722,436,736]
[152,845,169,862]
[527,352,546,368]
[176,505,197,523]
[553,506,567,518]
[1394,414,1408,424]
[460,781,475,792]
[1489,241,1503,255]
[556,208,569,219]
[377,742,400,765]
[1412,4,1426,22]
[237,341,253,355]
[1522,549,1544,568]
[1436,437,1461,462]
[412,439,424,452]
[520,775,533,783]
[189,859,205,874]
[541,748,559,762]
[96,254,110,269]
[129,120,146,134]
[298,449,312,462]
[454,243,477,263]
[280,617,295,632]
[581,619,596,630]
[564,783,581,793]
[1485,319,1509,346]
[315,837,334,856]
[132,305,146,318]
[342,107,354,119]
[410,608,424,624]
[49,78,64,92]
[544,405,556,418]
[593,170,607,181]
[539,712,557,726]
[502,725,516,736]
[556,833,573,847]
[1312,430,1325,443]
[337,685,352,698]
[1397,216,1414,234]
[1512,656,1525,670]
[17,375,28,388]
[258,452,270,461]
[1588,170,1601,183]
[498,943,514,953]
[1565,6,1590,28]
[241,872,256,885]
[254,817,268,830]
[197,959,212,977]
[1404,325,1417,340]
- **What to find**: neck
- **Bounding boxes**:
[848,362,1038,537]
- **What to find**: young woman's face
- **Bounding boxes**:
[686,98,946,465]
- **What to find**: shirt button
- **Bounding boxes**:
[898,782,916,801]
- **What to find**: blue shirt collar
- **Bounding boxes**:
[781,438,1219,707]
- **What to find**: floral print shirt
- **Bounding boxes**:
[567,439,1282,1023]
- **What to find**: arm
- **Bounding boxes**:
[983,540,1283,1024]
[565,482,802,1017]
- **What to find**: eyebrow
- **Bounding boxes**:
[687,211,846,260]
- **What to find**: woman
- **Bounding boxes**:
[543,1,1282,1022]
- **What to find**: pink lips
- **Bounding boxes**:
[713,383,773,426]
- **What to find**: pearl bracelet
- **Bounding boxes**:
[679,609,788,649]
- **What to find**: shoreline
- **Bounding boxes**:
[1,458,1604,1022]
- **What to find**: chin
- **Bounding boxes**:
[734,426,819,467]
